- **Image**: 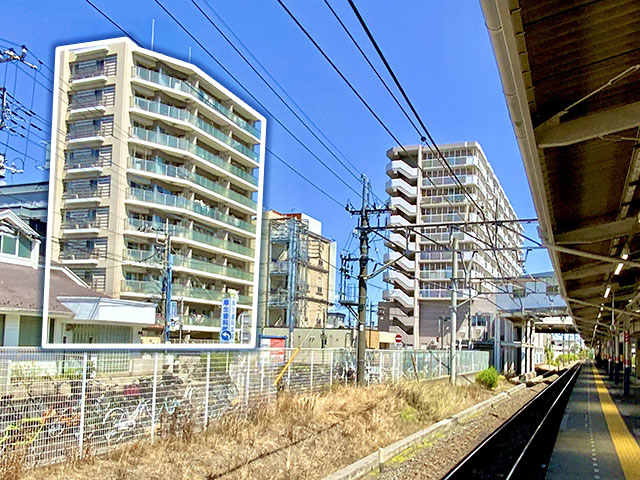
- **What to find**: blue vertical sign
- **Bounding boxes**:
[220,293,237,344]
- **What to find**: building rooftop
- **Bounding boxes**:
[0,263,103,315]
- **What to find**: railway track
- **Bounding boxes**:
[442,363,582,480]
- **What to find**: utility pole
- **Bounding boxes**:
[163,222,173,343]
[346,175,390,384]
[357,176,369,385]
[450,236,458,384]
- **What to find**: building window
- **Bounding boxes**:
[18,236,31,258]
[1,234,16,255]
[18,316,42,346]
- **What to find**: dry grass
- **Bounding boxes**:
[14,380,495,480]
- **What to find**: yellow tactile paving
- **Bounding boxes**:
[592,365,640,480]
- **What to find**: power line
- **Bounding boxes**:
[191,0,363,187]
[148,0,363,202]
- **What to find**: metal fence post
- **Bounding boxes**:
[310,350,314,392]
[260,358,265,395]
[151,352,159,442]
[244,352,250,407]
[380,353,385,383]
[329,349,334,387]
[439,351,442,377]
[288,349,292,388]
[204,352,211,428]
[78,352,88,454]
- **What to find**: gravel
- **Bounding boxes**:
[375,383,549,480]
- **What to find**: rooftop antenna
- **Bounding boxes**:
[151,18,155,51]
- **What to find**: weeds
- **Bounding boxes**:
[19,381,496,480]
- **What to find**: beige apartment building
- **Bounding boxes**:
[258,211,337,346]
[381,142,522,348]
[48,38,266,343]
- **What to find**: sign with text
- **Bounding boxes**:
[220,293,238,344]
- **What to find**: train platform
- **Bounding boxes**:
[547,362,640,480]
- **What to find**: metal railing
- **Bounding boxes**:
[131,127,258,186]
[0,347,487,467]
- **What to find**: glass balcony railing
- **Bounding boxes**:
[126,187,256,234]
[65,152,110,170]
[421,194,467,204]
[129,157,257,210]
[133,66,260,139]
[183,314,220,328]
[172,255,253,282]
[172,284,252,305]
[124,218,254,257]
[131,127,258,186]
[132,97,259,162]
[69,97,105,110]
[123,248,162,264]
[122,279,162,295]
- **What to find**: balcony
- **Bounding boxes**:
[420,269,452,280]
[132,97,259,162]
[59,250,101,265]
[172,255,253,282]
[66,127,106,144]
[60,220,101,235]
[123,248,162,265]
[421,194,467,205]
[183,314,220,329]
[128,156,257,212]
[130,127,258,188]
[124,217,254,258]
[70,67,107,86]
[422,155,477,169]
[419,289,451,299]
[121,279,162,296]
[386,160,417,177]
[268,290,289,306]
[62,188,103,204]
[133,66,260,139]
[65,153,109,175]
[126,187,256,234]
[172,284,252,305]
[386,178,417,198]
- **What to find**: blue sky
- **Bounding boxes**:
[0,0,552,315]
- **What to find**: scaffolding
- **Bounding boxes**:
[267,217,310,344]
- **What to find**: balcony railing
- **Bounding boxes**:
[69,97,105,110]
[183,314,220,328]
[131,127,258,187]
[62,188,102,200]
[67,126,107,140]
[132,97,259,162]
[61,220,100,230]
[60,250,100,260]
[172,255,253,282]
[126,187,255,234]
[133,65,260,138]
[129,157,257,210]
[172,284,252,305]
[123,248,162,264]
[124,217,254,257]
[122,279,162,295]
[65,153,110,170]
[70,67,105,80]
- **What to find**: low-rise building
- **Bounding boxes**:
[0,209,155,345]
[258,210,337,346]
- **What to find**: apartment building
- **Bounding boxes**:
[48,38,266,343]
[258,210,337,346]
[380,142,522,348]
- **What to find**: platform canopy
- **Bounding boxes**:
[481,0,640,342]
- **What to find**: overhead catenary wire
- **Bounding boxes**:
[147,0,364,203]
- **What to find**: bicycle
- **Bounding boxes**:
[0,395,57,453]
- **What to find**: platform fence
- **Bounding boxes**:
[0,347,488,467]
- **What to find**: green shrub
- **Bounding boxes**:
[476,366,500,390]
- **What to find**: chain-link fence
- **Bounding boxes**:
[0,347,488,467]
